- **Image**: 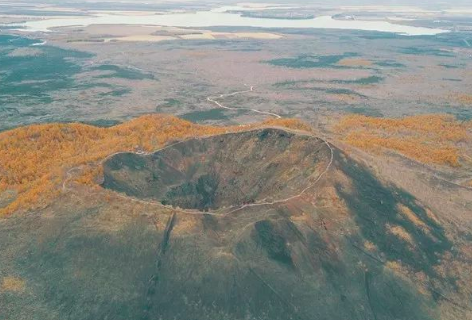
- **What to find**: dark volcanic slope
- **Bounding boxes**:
[0,129,465,320]
[102,128,330,211]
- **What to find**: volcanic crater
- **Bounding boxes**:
[102,128,331,211]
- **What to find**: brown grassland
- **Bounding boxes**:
[454,94,472,105]
[335,114,472,167]
[0,114,310,216]
[337,58,373,67]
[1,276,25,293]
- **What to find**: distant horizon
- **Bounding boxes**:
[1,0,472,7]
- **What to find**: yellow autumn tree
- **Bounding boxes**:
[335,114,470,167]
[0,114,310,216]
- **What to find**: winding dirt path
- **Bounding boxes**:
[207,85,282,119]
[62,84,472,217]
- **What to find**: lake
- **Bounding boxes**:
[16,6,447,36]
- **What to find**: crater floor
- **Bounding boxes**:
[102,128,330,211]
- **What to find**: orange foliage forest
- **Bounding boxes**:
[0,114,311,216]
[335,114,471,167]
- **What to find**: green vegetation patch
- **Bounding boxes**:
[330,76,383,85]
[273,79,318,88]
[91,64,155,80]
[274,76,381,89]
[438,64,460,69]
[99,88,132,97]
[345,106,383,117]
[400,46,454,57]
[0,35,92,106]
[430,32,472,49]
[181,108,229,122]
[266,52,357,69]
[375,60,405,68]
[325,88,366,97]
[359,32,403,40]
[81,119,122,127]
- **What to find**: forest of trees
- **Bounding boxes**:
[4,112,468,216]
[0,114,310,216]
[335,114,472,167]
